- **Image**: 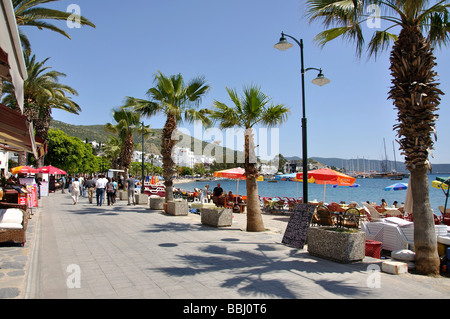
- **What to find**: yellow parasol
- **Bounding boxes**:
[10,166,38,174]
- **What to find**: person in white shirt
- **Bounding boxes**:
[71,177,81,205]
[95,174,108,206]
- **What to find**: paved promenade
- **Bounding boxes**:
[1,191,450,301]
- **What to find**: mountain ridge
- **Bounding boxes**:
[49,120,450,173]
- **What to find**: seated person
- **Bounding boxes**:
[213,183,223,197]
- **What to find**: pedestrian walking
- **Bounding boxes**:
[84,177,96,203]
[61,175,66,193]
[79,175,85,197]
[106,178,116,206]
[95,174,108,206]
[68,175,73,192]
[71,177,81,205]
[200,184,209,203]
[112,178,118,203]
[126,174,136,205]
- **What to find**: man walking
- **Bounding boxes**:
[84,177,96,204]
[95,174,108,206]
[126,174,136,205]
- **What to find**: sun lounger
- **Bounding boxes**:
[362,217,449,251]
[361,202,384,221]
[384,208,404,218]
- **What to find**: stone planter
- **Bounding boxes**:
[119,190,127,200]
[150,196,165,210]
[201,208,232,227]
[307,227,365,263]
[167,200,188,216]
[190,202,216,212]
[135,193,149,205]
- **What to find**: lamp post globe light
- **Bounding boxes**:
[274,32,330,204]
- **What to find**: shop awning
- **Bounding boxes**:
[0,103,46,158]
[0,0,27,112]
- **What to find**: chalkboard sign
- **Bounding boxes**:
[282,203,315,249]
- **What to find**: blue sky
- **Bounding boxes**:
[23,0,450,164]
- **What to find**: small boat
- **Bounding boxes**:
[267,180,278,183]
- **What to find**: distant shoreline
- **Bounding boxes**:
[173,177,216,185]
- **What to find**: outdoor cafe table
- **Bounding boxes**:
[237,203,246,213]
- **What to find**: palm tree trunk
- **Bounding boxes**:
[18,152,26,166]
[244,129,265,232]
[162,114,177,202]
[411,167,440,275]
[120,133,134,173]
[389,25,441,275]
[34,109,51,167]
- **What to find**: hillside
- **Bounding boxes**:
[285,156,450,174]
[49,119,244,159]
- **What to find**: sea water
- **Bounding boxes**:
[174,173,449,217]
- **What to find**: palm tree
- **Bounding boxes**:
[211,85,289,232]
[2,53,80,166]
[103,135,122,169]
[105,108,151,174]
[13,0,95,53]
[306,0,450,275]
[125,71,211,202]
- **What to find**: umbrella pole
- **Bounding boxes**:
[237,179,239,195]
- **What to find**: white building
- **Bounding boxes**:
[131,151,163,167]
[172,147,195,168]
[172,146,215,169]
[259,163,278,175]
[0,151,9,177]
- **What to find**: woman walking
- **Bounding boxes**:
[106,178,116,206]
[71,177,81,205]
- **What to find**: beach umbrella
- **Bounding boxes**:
[404,177,413,217]
[432,177,450,224]
[432,177,450,191]
[10,166,38,174]
[37,165,67,175]
[274,173,298,181]
[297,168,356,186]
[384,182,408,191]
[213,167,263,194]
[296,168,356,202]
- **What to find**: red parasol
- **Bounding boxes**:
[37,165,67,175]
[296,168,356,202]
[213,167,263,193]
[297,168,355,186]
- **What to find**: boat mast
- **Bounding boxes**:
[383,138,389,173]
[392,141,398,174]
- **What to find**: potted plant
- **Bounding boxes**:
[307,227,366,263]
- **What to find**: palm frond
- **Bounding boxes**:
[367,30,398,58]
[124,97,161,118]
[14,0,95,48]
[422,6,450,47]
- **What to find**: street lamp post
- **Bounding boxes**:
[140,121,145,193]
[274,32,330,204]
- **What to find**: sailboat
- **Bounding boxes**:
[372,139,409,179]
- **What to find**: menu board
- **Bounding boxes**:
[282,203,315,249]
